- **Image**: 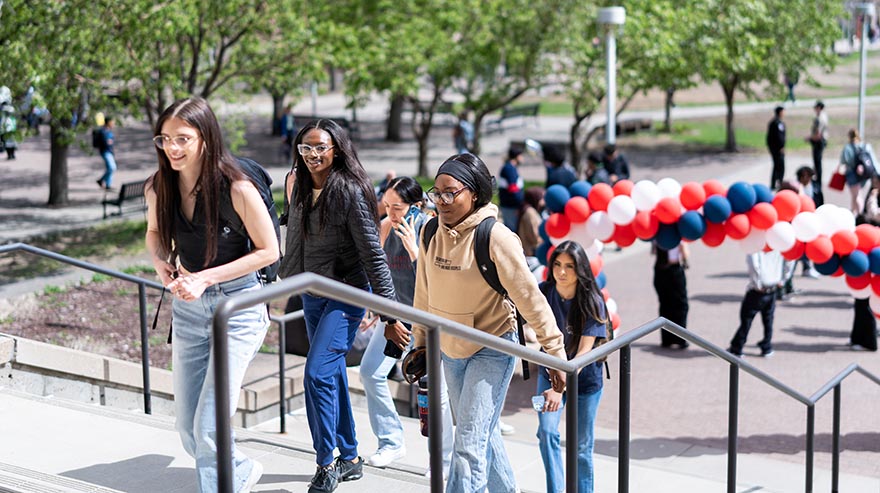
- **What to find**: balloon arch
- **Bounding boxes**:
[536,179,880,331]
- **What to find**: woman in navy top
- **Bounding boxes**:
[536,240,607,493]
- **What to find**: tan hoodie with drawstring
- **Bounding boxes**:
[412,203,567,361]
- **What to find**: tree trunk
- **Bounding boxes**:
[722,80,737,152]
[386,94,404,142]
[271,93,284,136]
[48,123,70,207]
[663,87,675,133]
[570,123,582,175]
[471,113,485,156]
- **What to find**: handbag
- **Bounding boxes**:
[829,172,846,191]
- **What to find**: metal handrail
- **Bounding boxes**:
[0,242,164,414]
[211,272,880,493]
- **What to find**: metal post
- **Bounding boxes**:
[213,313,234,493]
[727,364,738,493]
[310,82,318,117]
[278,317,287,434]
[137,283,152,415]
[832,385,841,493]
[805,405,815,493]
[427,327,443,492]
[598,7,626,146]
[618,344,631,493]
[565,369,579,493]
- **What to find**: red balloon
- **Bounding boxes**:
[545,213,571,238]
[846,273,871,290]
[703,179,726,198]
[831,266,844,278]
[632,210,659,239]
[612,223,637,247]
[805,236,834,264]
[855,224,880,252]
[612,179,634,196]
[871,274,880,296]
[601,287,610,301]
[680,182,707,210]
[702,221,726,247]
[747,202,778,230]
[589,255,604,276]
[610,312,621,330]
[831,230,858,256]
[799,194,816,213]
[771,189,801,222]
[588,183,614,212]
[564,196,592,223]
[546,245,556,264]
[781,240,805,260]
[655,197,683,224]
[724,214,751,240]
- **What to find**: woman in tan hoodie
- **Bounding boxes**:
[392,153,568,492]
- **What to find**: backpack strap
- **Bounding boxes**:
[421,216,439,251]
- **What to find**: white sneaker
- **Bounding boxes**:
[368,446,406,467]
[850,343,870,351]
[424,467,449,480]
[803,268,820,279]
[243,460,263,492]
[498,421,515,436]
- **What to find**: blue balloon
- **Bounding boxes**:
[655,223,682,250]
[815,255,840,276]
[677,211,706,241]
[869,247,880,275]
[596,271,607,289]
[703,195,732,223]
[842,250,870,277]
[727,182,757,214]
[545,184,571,213]
[536,242,551,266]
[752,183,773,204]
[569,180,592,198]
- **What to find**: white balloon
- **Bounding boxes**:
[792,212,821,242]
[849,286,872,300]
[549,233,570,246]
[606,297,618,315]
[836,207,857,232]
[766,221,796,252]
[738,228,766,254]
[586,239,604,259]
[586,211,615,242]
[568,222,594,248]
[657,177,682,198]
[815,204,841,236]
[631,180,662,211]
[607,195,637,225]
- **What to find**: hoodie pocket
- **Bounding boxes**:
[429,305,475,332]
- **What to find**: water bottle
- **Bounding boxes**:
[417,377,429,437]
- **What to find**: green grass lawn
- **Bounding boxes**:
[667,122,811,151]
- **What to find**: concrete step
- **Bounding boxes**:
[0,461,123,493]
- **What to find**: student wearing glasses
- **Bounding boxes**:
[145,97,278,492]
[391,153,568,492]
[279,119,405,493]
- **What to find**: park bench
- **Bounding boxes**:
[101,179,146,219]
[615,117,653,135]
[485,103,541,134]
[292,114,359,140]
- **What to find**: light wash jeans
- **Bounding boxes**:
[172,273,268,493]
[100,151,116,187]
[442,331,518,493]
[359,323,454,473]
[536,369,603,493]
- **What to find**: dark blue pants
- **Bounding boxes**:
[770,150,785,190]
[811,140,825,187]
[302,294,366,466]
[730,289,776,354]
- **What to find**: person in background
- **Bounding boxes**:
[0,99,17,160]
[545,145,576,188]
[95,116,117,189]
[807,101,828,185]
[145,97,278,492]
[535,240,607,493]
[279,119,407,493]
[375,169,398,218]
[497,147,525,233]
[586,152,611,185]
[727,250,788,358]
[793,168,822,279]
[766,106,786,190]
[602,144,630,184]
[840,128,878,215]
[653,242,690,349]
[453,111,473,154]
[518,186,545,257]
[279,104,296,166]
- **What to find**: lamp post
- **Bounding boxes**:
[598,7,626,145]
[856,3,875,137]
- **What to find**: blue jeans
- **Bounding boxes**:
[172,273,268,493]
[100,151,116,187]
[302,294,365,466]
[499,206,519,234]
[443,331,518,493]
[536,370,603,493]
[360,324,455,472]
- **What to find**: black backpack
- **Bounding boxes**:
[91,128,104,149]
[854,144,876,179]
[422,215,532,379]
[219,157,282,283]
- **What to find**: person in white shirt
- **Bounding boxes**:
[727,251,791,357]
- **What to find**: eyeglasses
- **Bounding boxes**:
[426,187,468,205]
[297,144,334,156]
[153,135,197,150]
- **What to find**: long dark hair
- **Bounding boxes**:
[292,120,378,235]
[385,176,423,204]
[148,97,244,266]
[545,240,607,358]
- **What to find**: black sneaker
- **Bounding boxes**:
[335,456,364,482]
[726,347,744,357]
[308,464,338,493]
[760,349,775,357]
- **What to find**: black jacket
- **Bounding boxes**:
[766,117,786,152]
[279,185,396,306]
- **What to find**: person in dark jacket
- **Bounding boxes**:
[279,119,405,493]
[602,144,630,183]
[767,106,786,189]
